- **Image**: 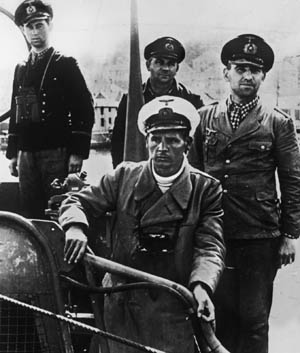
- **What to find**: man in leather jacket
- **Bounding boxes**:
[188,34,300,353]
[59,96,225,353]
[6,0,94,218]
[111,36,204,168]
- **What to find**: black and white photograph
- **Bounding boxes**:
[0,1,299,352]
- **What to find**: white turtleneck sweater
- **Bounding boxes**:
[152,155,186,193]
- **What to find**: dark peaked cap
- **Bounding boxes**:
[15,0,53,26]
[144,37,185,63]
[221,34,274,72]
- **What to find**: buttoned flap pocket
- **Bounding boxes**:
[255,190,280,222]
[248,141,272,152]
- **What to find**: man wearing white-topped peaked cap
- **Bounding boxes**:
[59,96,225,353]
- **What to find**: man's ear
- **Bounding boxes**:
[146,59,151,72]
[176,63,179,72]
[223,67,230,82]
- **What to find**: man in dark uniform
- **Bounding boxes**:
[59,96,225,353]
[188,34,300,353]
[111,36,204,168]
[6,0,94,218]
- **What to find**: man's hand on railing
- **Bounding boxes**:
[64,225,87,264]
[192,283,215,322]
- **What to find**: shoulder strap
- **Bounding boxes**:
[39,49,57,94]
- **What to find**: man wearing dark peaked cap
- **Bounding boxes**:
[220,34,274,73]
[7,0,94,219]
[188,33,300,353]
[111,36,204,168]
[14,0,53,26]
[60,96,225,353]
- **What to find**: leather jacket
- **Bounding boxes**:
[59,159,225,292]
[188,99,300,239]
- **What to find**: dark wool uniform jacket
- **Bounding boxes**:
[110,79,204,168]
[6,47,94,160]
[188,100,300,240]
[59,159,225,293]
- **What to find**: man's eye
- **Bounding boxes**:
[236,67,244,74]
[167,138,179,144]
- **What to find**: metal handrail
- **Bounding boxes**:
[84,253,229,353]
[0,110,10,123]
[0,211,229,352]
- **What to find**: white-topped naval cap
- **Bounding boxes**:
[137,95,200,136]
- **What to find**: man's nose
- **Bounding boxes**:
[158,139,168,150]
[243,69,253,80]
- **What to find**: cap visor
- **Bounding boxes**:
[230,59,263,68]
[151,53,180,61]
[24,14,50,25]
[147,125,188,134]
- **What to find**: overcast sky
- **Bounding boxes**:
[0,0,300,109]
[1,0,300,63]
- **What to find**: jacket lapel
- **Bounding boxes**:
[134,162,157,201]
[228,101,264,144]
[134,161,192,227]
[213,100,233,138]
[207,100,232,155]
[211,99,264,154]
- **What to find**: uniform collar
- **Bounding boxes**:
[143,78,179,97]
[227,95,259,111]
[28,46,54,66]
[134,159,192,210]
[226,95,260,130]
[211,98,265,148]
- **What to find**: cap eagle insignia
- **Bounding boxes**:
[26,4,36,15]
[158,98,174,106]
[243,36,258,55]
[165,42,174,52]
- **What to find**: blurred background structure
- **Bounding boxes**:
[2,0,300,129]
